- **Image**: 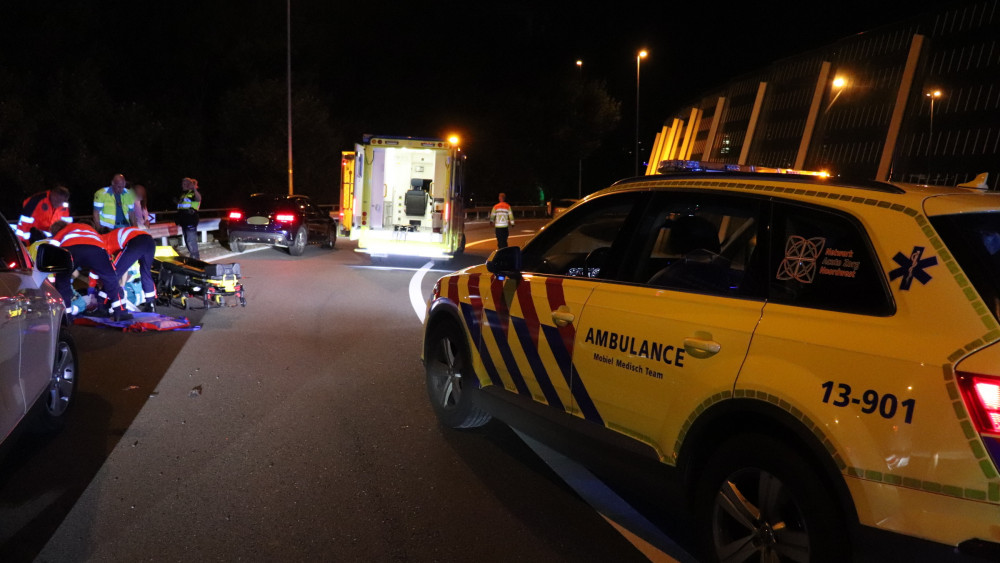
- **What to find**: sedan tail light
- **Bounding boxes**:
[275,213,296,223]
[229,211,244,221]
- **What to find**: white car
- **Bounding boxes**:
[1,214,77,449]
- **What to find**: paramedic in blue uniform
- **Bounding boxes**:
[489,192,515,249]
[176,177,202,259]
[49,221,133,321]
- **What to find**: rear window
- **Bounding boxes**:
[930,212,1000,321]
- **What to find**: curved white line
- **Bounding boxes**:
[409,260,435,323]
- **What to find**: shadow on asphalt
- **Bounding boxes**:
[0,308,207,562]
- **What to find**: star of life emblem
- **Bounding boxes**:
[776,236,826,284]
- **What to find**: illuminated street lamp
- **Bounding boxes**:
[926,89,942,143]
[635,49,647,176]
[826,75,849,111]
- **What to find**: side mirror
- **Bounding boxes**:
[486,246,522,278]
[35,243,74,274]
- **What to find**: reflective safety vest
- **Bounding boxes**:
[93,187,136,229]
[15,191,70,241]
[490,202,514,228]
[177,190,201,211]
[103,226,150,254]
[52,223,106,248]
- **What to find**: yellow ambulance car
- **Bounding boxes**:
[422,162,1000,561]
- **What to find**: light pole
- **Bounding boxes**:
[577,59,583,198]
[926,89,942,147]
[635,49,647,177]
[286,0,294,195]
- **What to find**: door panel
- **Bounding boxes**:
[0,275,25,438]
[575,286,763,461]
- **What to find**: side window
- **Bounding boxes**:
[770,202,893,315]
[0,223,25,271]
[520,192,642,278]
[621,192,765,298]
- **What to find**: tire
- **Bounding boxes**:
[453,233,466,257]
[322,225,337,249]
[288,226,307,256]
[424,321,491,429]
[30,327,78,434]
[231,238,244,253]
[695,434,850,563]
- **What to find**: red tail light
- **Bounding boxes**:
[229,211,243,220]
[958,371,1000,435]
[275,213,296,223]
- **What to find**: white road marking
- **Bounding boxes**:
[465,233,535,248]
[514,430,696,563]
[206,244,270,262]
[409,260,435,323]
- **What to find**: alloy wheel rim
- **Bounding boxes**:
[48,341,75,416]
[431,336,462,409]
[712,469,810,563]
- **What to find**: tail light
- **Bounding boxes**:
[229,211,243,221]
[275,213,296,223]
[957,371,1000,468]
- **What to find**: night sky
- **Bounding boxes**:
[0,0,955,216]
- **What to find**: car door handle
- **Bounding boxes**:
[684,336,721,359]
[551,307,575,327]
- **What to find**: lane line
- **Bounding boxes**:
[409,260,435,323]
[513,430,697,563]
[350,265,452,273]
[465,233,535,248]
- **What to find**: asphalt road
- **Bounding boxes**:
[0,220,679,562]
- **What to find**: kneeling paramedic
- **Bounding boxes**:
[50,221,133,321]
[103,226,157,312]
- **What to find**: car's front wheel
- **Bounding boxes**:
[30,327,78,434]
[425,321,491,429]
[288,226,307,256]
[695,433,849,563]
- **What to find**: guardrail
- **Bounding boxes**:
[9,203,551,245]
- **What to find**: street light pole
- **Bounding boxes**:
[635,49,647,177]
[286,0,294,195]
[927,89,942,149]
[577,59,583,198]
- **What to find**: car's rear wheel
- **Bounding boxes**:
[230,238,244,253]
[425,321,491,429]
[322,225,336,249]
[30,327,78,434]
[695,434,849,563]
[288,226,307,256]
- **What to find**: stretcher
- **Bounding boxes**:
[152,246,246,309]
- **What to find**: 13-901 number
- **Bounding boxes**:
[820,381,915,424]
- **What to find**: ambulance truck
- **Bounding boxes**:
[343,135,466,259]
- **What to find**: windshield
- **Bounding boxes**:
[930,212,1000,321]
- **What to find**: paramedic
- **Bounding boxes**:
[104,226,157,313]
[176,177,202,259]
[15,185,71,243]
[489,192,515,249]
[49,220,133,321]
[93,173,138,233]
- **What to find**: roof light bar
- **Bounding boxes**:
[658,160,830,178]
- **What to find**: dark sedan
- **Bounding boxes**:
[227,194,337,256]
